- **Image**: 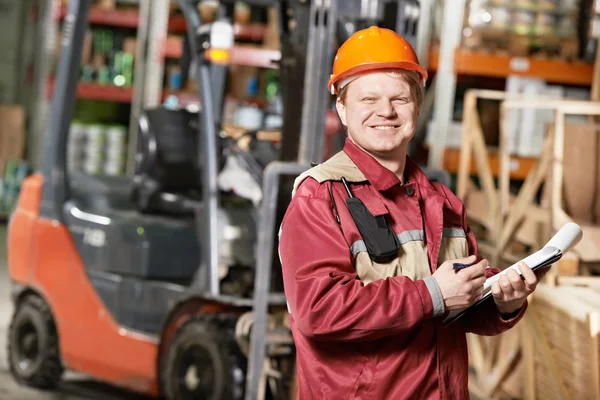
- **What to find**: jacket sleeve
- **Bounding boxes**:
[459,205,527,336]
[279,182,438,342]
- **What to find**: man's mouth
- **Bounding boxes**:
[370,125,399,130]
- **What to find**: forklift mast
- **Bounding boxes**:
[39,0,93,223]
[177,0,225,297]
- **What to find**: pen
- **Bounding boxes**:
[453,262,473,271]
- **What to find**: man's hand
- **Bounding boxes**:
[433,255,487,312]
[491,261,547,315]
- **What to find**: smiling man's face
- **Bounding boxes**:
[336,70,420,158]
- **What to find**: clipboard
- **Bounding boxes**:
[442,245,563,327]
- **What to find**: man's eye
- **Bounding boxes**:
[362,97,375,102]
[394,97,409,103]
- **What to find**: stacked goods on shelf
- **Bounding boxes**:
[164,3,282,132]
[462,0,582,58]
[0,104,26,219]
[0,105,25,176]
[504,75,589,157]
[83,28,135,87]
[581,0,600,61]
[54,1,285,179]
[68,121,128,176]
[104,125,127,175]
[84,124,107,175]
[0,161,29,218]
[67,122,86,172]
[427,2,598,179]
[60,0,119,7]
[54,4,137,90]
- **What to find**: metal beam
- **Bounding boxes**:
[415,0,434,68]
[427,0,465,169]
[29,0,60,172]
[298,0,338,165]
[125,0,152,177]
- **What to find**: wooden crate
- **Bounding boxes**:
[555,275,600,290]
[522,284,600,400]
[467,329,523,399]
[457,91,600,272]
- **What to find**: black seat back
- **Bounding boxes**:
[132,107,204,213]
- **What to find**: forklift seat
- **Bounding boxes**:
[132,107,215,215]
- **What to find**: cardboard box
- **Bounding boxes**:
[562,122,597,224]
[505,76,567,157]
[0,104,26,176]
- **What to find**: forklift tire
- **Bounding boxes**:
[162,315,245,400]
[7,294,64,389]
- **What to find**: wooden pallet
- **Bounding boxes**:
[522,284,600,400]
[462,31,579,59]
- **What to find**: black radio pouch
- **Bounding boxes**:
[339,177,400,263]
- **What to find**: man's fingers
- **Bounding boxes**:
[519,262,537,287]
[457,255,477,264]
[499,275,514,293]
[462,264,484,280]
[491,282,502,297]
[506,269,526,291]
[474,285,484,299]
[458,258,486,279]
[471,275,486,288]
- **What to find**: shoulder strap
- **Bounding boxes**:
[291,151,367,197]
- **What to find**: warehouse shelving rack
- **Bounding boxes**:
[425,0,597,179]
[36,0,281,178]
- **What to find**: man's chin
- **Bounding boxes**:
[365,143,406,157]
[347,134,409,155]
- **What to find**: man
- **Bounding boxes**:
[279,26,545,399]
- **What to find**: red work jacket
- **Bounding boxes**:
[279,139,526,399]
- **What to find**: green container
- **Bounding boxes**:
[0,160,29,215]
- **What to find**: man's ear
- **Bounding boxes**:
[336,97,347,126]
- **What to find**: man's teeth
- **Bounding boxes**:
[373,125,397,130]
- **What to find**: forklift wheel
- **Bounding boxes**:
[162,315,245,400]
[7,294,64,389]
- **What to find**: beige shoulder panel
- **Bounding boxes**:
[291,151,367,196]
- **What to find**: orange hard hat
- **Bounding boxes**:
[328,26,428,95]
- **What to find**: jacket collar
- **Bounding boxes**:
[342,138,441,197]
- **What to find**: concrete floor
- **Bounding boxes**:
[0,223,153,400]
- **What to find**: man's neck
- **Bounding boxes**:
[374,153,407,184]
[348,137,409,184]
[366,144,408,184]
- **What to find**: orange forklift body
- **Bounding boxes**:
[8,174,160,395]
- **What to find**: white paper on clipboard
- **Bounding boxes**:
[442,246,562,327]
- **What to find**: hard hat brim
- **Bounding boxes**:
[328,61,428,95]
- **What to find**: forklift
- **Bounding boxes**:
[6,0,424,399]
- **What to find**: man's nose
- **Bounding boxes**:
[376,100,396,117]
